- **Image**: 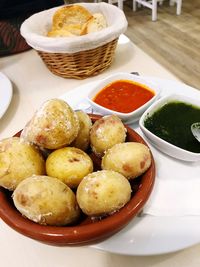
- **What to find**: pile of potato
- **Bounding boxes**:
[0,99,151,226]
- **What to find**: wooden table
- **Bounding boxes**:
[1,35,200,267]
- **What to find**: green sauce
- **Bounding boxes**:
[144,101,200,153]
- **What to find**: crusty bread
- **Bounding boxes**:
[47,5,107,38]
[52,5,93,33]
[61,23,88,36]
[86,13,107,34]
[47,28,76,37]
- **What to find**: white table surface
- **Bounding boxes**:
[1,35,200,266]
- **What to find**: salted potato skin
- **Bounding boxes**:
[90,115,127,157]
[71,111,92,151]
[21,99,79,150]
[76,170,131,216]
[46,147,93,188]
[13,175,80,226]
[102,142,151,179]
[0,137,45,191]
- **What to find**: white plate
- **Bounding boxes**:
[59,77,200,256]
[0,72,13,119]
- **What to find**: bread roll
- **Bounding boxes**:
[52,5,92,35]
[47,28,76,37]
[47,5,107,37]
[86,13,107,33]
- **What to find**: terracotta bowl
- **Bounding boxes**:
[0,114,155,246]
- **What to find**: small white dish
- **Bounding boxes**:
[139,94,200,162]
[87,72,161,123]
[0,72,13,119]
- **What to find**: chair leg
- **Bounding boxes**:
[176,0,182,15]
[118,0,123,10]
[133,0,137,11]
[107,0,123,10]
[152,0,157,21]
[132,0,158,21]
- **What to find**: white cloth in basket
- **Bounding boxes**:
[20,2,128,53]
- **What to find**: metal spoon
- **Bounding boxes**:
[191,122,200,142]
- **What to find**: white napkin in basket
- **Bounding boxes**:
[142,144,200,216]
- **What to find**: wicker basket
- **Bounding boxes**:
[21,3,128,79]
[37,38,118,79]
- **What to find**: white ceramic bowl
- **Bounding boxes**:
[139,94,200,162]
[87,72,161,123]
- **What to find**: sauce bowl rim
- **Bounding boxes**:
[139,93,200,161]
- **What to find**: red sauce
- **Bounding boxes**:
[93,80,155,113]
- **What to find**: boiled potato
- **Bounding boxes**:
[71,110,92,151]
[90,115,127,157]
[46,147,93,188]
[101,142,151,179]
[0,137,45,191]
[21,99,79,150]
[76,170,131,216]
[13,175,80,226]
